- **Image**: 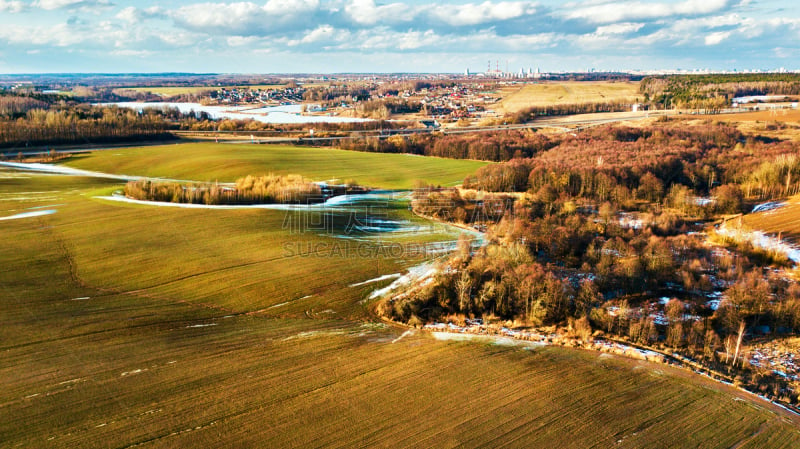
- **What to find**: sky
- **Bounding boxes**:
[0,0,798,73]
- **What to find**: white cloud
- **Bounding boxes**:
[704,30,731,45]
[116,6,165,24]
[292,25,351,46]
[344,0,411,26]
[172,1,320,34]
[0,23,88,46]
[111,49,153,57]
[33,0,113,11]
[429,1,535,26]
[262,0,319,15]
[563,0,732,24]
[226,35,262,47]
[594,22,645,36]
[0,0,24,13]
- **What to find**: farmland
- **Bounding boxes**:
[498,81,642,114]
[61,142,489,189]
[741,197,800,244]
[2,153,800,447]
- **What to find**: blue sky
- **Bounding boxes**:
[0,0,797,73]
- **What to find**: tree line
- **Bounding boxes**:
[0,105,174,149]
[640,74,800,110]
[124,174,325,205]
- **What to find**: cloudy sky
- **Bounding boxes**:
[0,0,797,73]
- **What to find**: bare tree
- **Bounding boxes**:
[455,270,473,312]
[733,320,746,368]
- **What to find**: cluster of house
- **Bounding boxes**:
[209,86,305,105]
[417,84,500,119]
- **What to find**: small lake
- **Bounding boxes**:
[103,102,371,124]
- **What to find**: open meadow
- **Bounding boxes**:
[498,81,642,114]
[2,151,800,447]
[60,142,489,189]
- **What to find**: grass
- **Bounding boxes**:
[2,172,800,447]
[60,142,489,189]
[498,81,642,114]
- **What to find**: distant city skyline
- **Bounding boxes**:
[0,0,798,73]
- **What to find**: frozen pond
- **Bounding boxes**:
[103,102,370,124]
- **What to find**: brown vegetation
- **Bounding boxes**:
[124,174,325,205]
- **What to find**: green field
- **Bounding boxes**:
[499,81,641,114]
[2,167,800,447]
[62,143,489,189]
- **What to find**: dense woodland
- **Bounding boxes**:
[641,74,800,110]
[384,119,800,405]
[338,130,557,161]
[507,101,634,123]
[0,94,174,148]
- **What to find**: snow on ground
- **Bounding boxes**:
[430,331,545,349]
[96,195,313,210]
[391,329,414,344]
[1,161,225,185]
[752,201,787,213]
[618,213,644,230]
[368,263,439,300]
[105,102,370,124]
[706,291,723,310]
[693,197,715,207]
[0,161,136,181]
[716,226,800,263]
[350,273,402,288]
[0,209,56,221]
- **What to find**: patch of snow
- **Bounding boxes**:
[185,323,217,328]
[693,197,715,206]
[752,201,786,213]
[717,226,800,263]
[369,263,438,299]
[431,331,545,349]
[391,329,414,344]
[0,209,56,221]
[618,213,644,230]
[28,204,65,210]
[349,273,402,287]
[0,161,135,181]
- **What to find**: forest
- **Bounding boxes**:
[507,101,633,123]
[0,93,174,148]
[640,73,800,109]
[382,118,800,406]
